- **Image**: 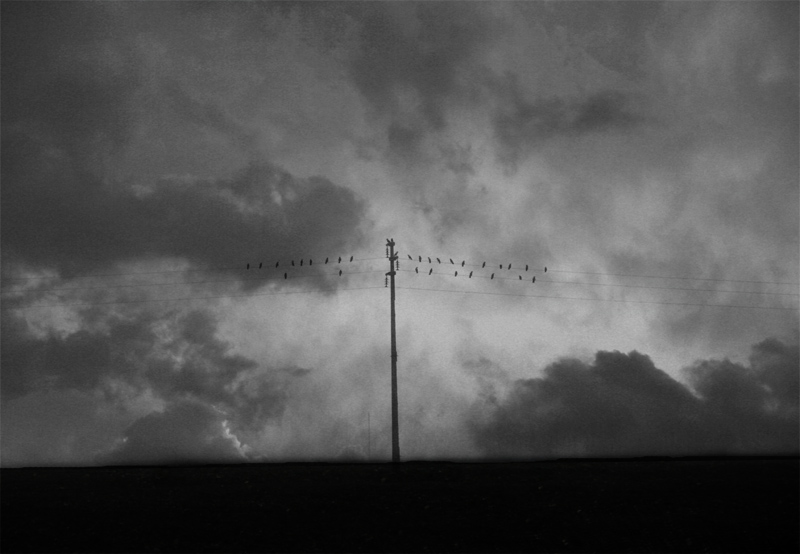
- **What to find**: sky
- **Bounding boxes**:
[1,1,798,467]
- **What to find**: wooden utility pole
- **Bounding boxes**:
[386,238,400,463]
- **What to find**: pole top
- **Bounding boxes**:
[386,238,395,246]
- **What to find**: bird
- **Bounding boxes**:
[339,270,342,276]
[415,267,419,274]
[519,275,522,280]
[469,271,473,278]
[259,263,262,269]
[350,256,353,262]
[455,271,458,277]
[428,257,431,263]
[275,261,279,268]
[247,263,250,269]
[408,255,413,260]
[532,276,536,283]
[284,273,287,279]
[338,257,342,263]
[437,258,441,263]
[491,273,495,279]
[461,261,465,267]
[450,258,454,264]
[325,258,329,264]
[500,264,503,269]
[309,259,312,265]
[300,259,303,266]
[525,264,528,271]
[482,262,486,268]
[509,263,512,270]
[419,256,422,262]
[544,266,547,272]
[292,260,295,266]
[428,268,433,275]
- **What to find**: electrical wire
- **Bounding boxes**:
[2,285,386,310]
[395,270,800,297]
[396,285,799,311]
[0,256,384,282]
[0,269,386,295]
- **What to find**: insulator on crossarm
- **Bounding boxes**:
[385,277,388,287]
[395,261,399,270]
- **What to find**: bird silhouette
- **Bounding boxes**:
[454,271,458,277]
[259,263,262,269]
[309,259,312,265]
[525,265,528,271]
[300,259,303,266]
[428,268,432,275]
[519,275,522,280]
[491,273,495,279]
[532,276,536,283]
[450,259,454,264]
[408,255,413,260]
[276,261,279,268]
[437,258,441,263]
[482,262,486,268]
[325,258,329,264]
[284,273,287,279]
[509,263,512,270]
[338,257,342,263]
[544,266,547,272]
[428,257,431,263]
[500,264,503,269]
[461,261,465,267]
[350,256,353,262]
[419,256,422,262]
[247,263,250,269]
[469,271,473,278]
[339,270,342,276]
[415,267,419,274]
[292,260,295,266]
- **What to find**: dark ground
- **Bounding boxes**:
[2,457,797,553]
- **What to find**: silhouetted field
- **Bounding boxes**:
[2,457,797,553]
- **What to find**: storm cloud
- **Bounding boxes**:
[469,339,799,459]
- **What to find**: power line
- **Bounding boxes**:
[0,269,385,295]
[399,255,800,287]
[396,285,799,311]
[396,269,800,297]
[0,256,385,282]
[2,285,386,311]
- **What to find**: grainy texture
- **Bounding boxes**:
[2,458,797,553]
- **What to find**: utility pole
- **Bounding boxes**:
[386,238,400,463]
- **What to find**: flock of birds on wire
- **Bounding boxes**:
[246,256,355,278]
[399,253,546,284]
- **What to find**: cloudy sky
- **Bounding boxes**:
[2,1,798,466]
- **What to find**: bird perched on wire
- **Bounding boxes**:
[461,261,465,267]
[509,263,512,270]
[428,257,431,263]
[482,262,486,268]
[276,261,280,268]
[525,265,528,271]
[428,268,432,275]
[450,259,454,264]
[284,273,287,279]
[338,257,342,263]
[491,273,495,279]
[339,270,342,276]
[415,267,419,274]
[469,271,473,278]
[455,271,458,277]
[259,263,262,269]
[300,259,303,266]
[437,258,441,263]
[350,256,353,262]
[545,266,547,272]
[325,258,329,264]
[408,255,413,260]
[247,263,250,269]
[292,260,295,266]
[519,275,522,280]
[532,276,536,283]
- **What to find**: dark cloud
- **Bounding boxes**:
[470,339,799,458]
[492,77,644,169]
[1,2,366,290]
[98,399,247,465]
